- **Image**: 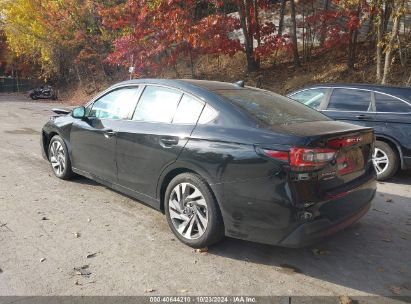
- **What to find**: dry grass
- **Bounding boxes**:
[62,44,409,105]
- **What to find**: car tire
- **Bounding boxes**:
[164,173,224,248]
[48,135,74,180]
[373,140,399,181]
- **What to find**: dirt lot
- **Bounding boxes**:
[0,94,410,297]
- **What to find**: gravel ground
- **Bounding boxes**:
[0,95,410,297]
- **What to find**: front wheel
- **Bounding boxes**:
[373,140,399,181]
[164,173,224,248]
[48,135,74,180]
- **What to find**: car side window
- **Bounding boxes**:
[327,89,371,112]
[290,88,327,109]
[375,93,411,113]
[132,86,182,123]
[172,94,204,124]
[198,104,218,124]
[89,87,140,119]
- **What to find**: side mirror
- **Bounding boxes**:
[72,106,86,119]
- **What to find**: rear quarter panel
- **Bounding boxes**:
[176,134,294,244]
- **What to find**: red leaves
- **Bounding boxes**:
[255,34,292,58]
[347,15,361,30]
[100,0,243,76]
[99,0,374,76]
[301,5,364,53]
[100,0,289,75]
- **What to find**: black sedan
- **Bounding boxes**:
[288,84,411,180]
[41,79,376,248]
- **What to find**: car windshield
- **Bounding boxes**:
[216,88,330,126]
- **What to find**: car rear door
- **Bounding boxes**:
[116,85,205,199]
[321,88,376,129]
[70,86,141,182]
[374,92,411,161]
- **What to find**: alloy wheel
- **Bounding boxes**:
[50,141,66,175]
[372,147,389,175]
[168,182,208,240]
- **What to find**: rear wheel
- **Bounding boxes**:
[373,140,398,181]
[164,173,224,248]
[48,135,74,180]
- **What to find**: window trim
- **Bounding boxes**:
[373,91,411,114]
[130,85,182,124]
[130,84,221,125]
[317,86,411,114]
[171,94,206,125]
[86,85,144,121]
[288,87,331,110]
[130,84,206,124]
[324,87,373,112]
[84,82,219,124]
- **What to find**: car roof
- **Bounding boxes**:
[108,78,257,127]
[295,83,411,101]
[113,78,242,92]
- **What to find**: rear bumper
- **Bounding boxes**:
[221,169,377,247]
[279,175,376,247]
[279,197,372,247]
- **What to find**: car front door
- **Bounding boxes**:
[70,86,142,182]
[116,85,206,199]
[321,88,376,128]
[288,88,330,110]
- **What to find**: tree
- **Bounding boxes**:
[1,0,56,79]
[334,0,369,69]
[1,0,111,82]
[0,30,9,75]
[237,0,259,71]
[278,0,287,36]
[381,0,406,84]
[100,0,241,77]
[289,0,301,67]
[370,0,407,83]
[40,0,111,84]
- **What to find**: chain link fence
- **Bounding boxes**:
[0,77,38,93]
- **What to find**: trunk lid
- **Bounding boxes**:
[258,120,375,204]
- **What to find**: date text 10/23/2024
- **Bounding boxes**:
[149,297,258,303]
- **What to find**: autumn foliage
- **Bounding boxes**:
[0,0,409,85]
[99,0,242,77]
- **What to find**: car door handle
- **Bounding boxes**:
[356,114,371,120]
[160,137,179,148]
[103,129,117,138]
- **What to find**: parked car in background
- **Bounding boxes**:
[41,79,376,248]
[288,84,411,180]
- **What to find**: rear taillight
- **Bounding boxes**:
[261,147,336,170]
[289,148,336,168]
[328,136,362,149]
[262,150,289,161]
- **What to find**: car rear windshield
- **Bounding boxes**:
[216,88,330,126]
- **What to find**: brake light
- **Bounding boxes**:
[261,147,336,170]
[290,148,336,167]
[262,150,289,161]
[328,136,362,148]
